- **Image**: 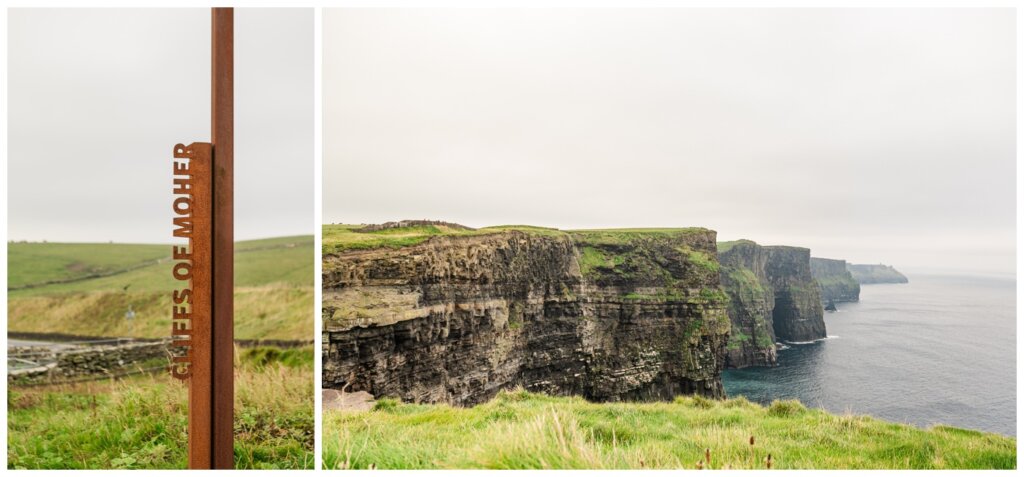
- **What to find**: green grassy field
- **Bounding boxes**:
[7,242,170,290]
[323,390,1015,470]
[7,236,313,340]
[8,346,314,470]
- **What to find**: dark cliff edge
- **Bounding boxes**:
[718,240,827,368]
[322,227,731,406]
[847,263,909,284]
[810,257,861,303]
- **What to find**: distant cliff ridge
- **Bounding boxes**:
[810,257,861,303]
[323,225,731,406]
[718,240,828,368]
[847,263,909,284]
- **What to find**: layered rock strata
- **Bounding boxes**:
[322,228,731,406]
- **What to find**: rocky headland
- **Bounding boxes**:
[717,240,828,368]
[847,263,909,284]
[810,257,861,303]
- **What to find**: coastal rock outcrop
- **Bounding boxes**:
[717,240,777,368]
[718,241,828,368]
[847,263,909,284]
[810,257,861,303]
[322,228,731,406]
[766,246,827,343]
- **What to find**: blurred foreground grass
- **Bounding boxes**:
[8,346,314,470]
[323,390,1015,470]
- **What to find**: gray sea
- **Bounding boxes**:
[722,273,1016,436]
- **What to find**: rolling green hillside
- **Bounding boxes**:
[7,236,313,341]
[8,243,169,290]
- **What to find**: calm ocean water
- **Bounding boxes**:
[722,273,1016,436]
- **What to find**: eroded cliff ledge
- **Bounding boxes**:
[810,257,861,303]
[322,225,730,406]
[718,240,827,368]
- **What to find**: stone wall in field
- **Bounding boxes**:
[8,340,170,384]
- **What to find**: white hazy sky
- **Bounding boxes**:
[324,8,1016,275]
[8,8,314,243]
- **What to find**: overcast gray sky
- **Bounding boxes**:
[9,8,313,243]
[324,8,1015,275]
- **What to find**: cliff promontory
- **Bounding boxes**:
[847,263,909,284]
[810,257,861,303]
[718,240,827,368]
[322,225,731,406]
[717,240,776,368]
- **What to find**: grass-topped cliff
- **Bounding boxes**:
[322,222,730,404]
[323,222,710,255]
[323,223,564,255]
[7,236,313,340]
[323,389,1015,470]
[847,263,909,284]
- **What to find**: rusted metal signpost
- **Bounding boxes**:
[170,7,234,470]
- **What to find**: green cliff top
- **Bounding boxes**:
[717,239,758,254]
[847,263,909,284]
[324,223,711,255]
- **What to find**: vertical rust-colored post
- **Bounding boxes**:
[211,7,235,470]
[181,143,214,469]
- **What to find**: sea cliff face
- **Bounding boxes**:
[717,240,776,368]
[847,263,909,284]
[718,241,828,368]
[810,257,861,303]
[322,227,731,406]
[766,246,827,343]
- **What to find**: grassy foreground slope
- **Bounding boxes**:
[7,236,313,340]
[8,347,314,470]
[323,390,1015,470]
